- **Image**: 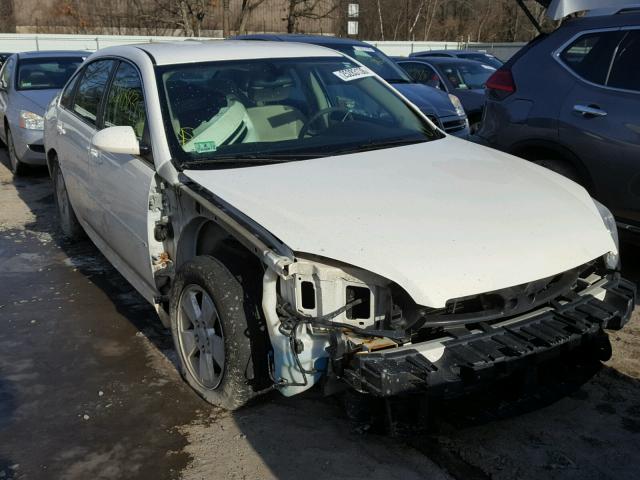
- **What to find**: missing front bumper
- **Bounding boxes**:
[344,276,636,397]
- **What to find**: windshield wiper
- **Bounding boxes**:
[386,77,411,84]
[335,138,426,156]
[181,152,324,168]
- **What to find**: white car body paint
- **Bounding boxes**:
[43,41,624,400]
[185,135,616,309]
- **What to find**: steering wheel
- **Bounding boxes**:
[298,107,353,139]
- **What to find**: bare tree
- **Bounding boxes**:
[285,0,339,34]
[408,0,426,40]
[423,0,438,41]
[376,0,384,40]
[236,0,267,34]
[137,0,212,36]
[223,0,231,36]
[0,0,16,33]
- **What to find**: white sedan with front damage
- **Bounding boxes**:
[43,41,636,411]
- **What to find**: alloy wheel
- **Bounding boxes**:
[177,284,225,389]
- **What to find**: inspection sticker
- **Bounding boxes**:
[332,66,374,82]
[194,141,217,153]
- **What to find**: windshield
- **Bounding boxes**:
[17,57,84,90]
[457,53,503,68]
[439,62,496,90]
[157,57,440,168]
[325,44,413,83]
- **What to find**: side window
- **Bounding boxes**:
[1,57,15,89]
[60,73,79,109]
[560,31,624,85]
[401,62,444,89]
[103,62,147,140]
[608,30,640,92]
[73,60,115,126]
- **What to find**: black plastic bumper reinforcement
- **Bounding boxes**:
[346,276,636,397]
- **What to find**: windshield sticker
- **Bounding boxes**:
[353,46,375,53]
[333,66,374,82]
[194,141,217,153]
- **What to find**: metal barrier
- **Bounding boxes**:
[0,34,525,61]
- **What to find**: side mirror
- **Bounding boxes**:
[92,126,140,155]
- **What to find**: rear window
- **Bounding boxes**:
[17,57,84,90]
[438,62,495,90]
[607,30,640,92]
[559,31,624,85]
[458,53,503,68]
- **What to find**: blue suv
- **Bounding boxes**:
[478,6,640,240]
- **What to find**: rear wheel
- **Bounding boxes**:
[170,256,267,410]
[52,160,84,241]
[7,128,26,176]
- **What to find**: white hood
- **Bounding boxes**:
[185,136,616,308]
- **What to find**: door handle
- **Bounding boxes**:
[56,122,66,135]
[573,104,607,117]
[89,146,102,164]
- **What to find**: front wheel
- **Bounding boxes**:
[52,160,84,241]
[7,128,26,176]
[169,256,267,410]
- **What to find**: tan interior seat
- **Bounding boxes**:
[246,105,304,142]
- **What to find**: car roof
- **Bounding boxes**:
[402,56,482,66]
[233,34,371,47]
[544,0,640,19]
[101,40,343,66]
[559,10,640,28]
[17,50,89,59]
[414,50,458,55]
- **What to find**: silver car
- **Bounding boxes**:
[0,50,86,175]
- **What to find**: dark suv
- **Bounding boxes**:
[477,9,640,238]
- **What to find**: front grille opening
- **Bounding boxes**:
[443,119,467,133]
[300,281,315,310]
[346,286,371,320]
[28,144,45,153]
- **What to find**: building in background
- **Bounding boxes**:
[0,0,343,37]
[0,0,548,42]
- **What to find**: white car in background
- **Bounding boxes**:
[43,41,635,412]
[0,50,86,175]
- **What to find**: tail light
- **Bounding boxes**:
[486,68,516,99]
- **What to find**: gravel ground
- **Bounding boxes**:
[0,150,638,480]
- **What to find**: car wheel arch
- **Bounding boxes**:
[46,149,58,178]
[175,217,264,288]
[510,140,595,194]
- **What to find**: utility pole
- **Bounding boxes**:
[223,0,230,38]
[406,0,410,40]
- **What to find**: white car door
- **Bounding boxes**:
[55,59,117,226]
[89,60,156,297]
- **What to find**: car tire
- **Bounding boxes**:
[6,127,26,176]
[532,158,581,184]
[52,160,85,241]
[169,255,266,410]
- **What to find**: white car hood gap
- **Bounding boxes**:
[185,136,615,308]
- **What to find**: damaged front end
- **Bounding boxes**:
[262,256,636,398]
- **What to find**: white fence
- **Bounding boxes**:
[0,33,524,62]
[0,33,222,52]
